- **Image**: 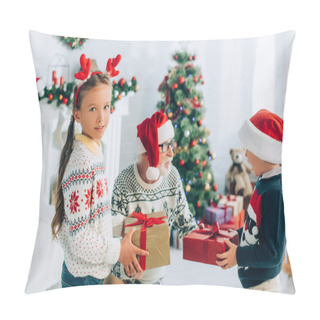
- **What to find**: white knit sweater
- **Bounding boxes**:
[59,134,120,279]
[111,162,197,283]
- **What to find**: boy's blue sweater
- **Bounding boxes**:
[236,169,286,288]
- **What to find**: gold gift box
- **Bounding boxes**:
[124,211,170,270]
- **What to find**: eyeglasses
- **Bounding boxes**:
[159,139,175,153]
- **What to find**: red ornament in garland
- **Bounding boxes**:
[184,109,189,115]
[199,172,203,178]
[179,159,185,166]
[48,93,53,101]
[196,201,201,208]
[172,83,178,90]
[213,183,218,191]
[197,120,202,126]
[202,160,207,168]
[119,78,126,87]
[194,76,198,83]
[194,159,199,165]
[63,97,68,104]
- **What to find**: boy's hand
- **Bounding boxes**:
[216,239,238,269]
[119,227,149,277]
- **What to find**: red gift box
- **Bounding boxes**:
[183,222,238,265]
[220,209,245,230]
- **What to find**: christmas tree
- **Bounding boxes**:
[157,51,218,220]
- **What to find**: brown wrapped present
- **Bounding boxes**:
[124,211,170,270]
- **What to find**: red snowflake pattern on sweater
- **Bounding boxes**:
[84,189,92,209]
[69,191,80,214]
[96,180,104,198]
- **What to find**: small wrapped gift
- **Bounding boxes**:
[218,194,243,217]
[183,222,238,265]
[171,228,183,250]
[219,209,245,230]
[204,203,232,225]
[124,211,170,270]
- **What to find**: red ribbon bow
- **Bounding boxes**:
[207,203,228,223]
[226,194,236,202]
[196,222,222,237]
[196,222,232,253]
[125,212,166,270]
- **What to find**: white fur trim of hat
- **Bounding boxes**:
[238,110,283,164]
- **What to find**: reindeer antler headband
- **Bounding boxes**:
[74,53,121,108]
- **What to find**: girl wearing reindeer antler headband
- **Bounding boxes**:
[51,54,148,288]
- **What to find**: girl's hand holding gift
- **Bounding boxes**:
[119,227,149,278]
[216,239,238,270]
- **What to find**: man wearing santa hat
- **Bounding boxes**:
[110,111,197,284]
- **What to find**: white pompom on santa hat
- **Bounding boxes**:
[136,111,174,180]
[238,109,283,164]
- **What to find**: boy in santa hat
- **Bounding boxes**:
[109,111,197,284]
[216,109,286,292]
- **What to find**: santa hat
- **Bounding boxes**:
[238,109,283,164]
[136,111,174,180]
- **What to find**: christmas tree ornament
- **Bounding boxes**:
[156,50,217,219]
[213,183,218,191]
[207,173,212,181]
[179,76,185,84]
[205,183,210,191]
